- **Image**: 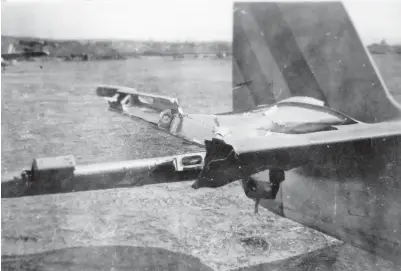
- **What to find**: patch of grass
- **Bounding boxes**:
[1,58,230,174]
[2,55,400,174]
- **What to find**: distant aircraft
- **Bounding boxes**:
[1,43,49,70]
[18,39,48,48]
[2,1,401,268]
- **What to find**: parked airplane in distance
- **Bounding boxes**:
[1,43,49,70]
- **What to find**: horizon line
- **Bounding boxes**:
[1,34,232,43]
[2,34,400,46]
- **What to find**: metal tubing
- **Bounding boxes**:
[1,152,205,198]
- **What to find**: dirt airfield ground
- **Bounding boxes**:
[2,55,401,270]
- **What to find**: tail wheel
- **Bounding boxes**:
[158,110,173,129]
[269,169,285,198]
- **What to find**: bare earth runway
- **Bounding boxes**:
[2,56,401,270]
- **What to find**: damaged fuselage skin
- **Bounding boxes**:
[92,2,401,266]
[2,1,401,269]
[190,98,362,212]
[223,1,401,266]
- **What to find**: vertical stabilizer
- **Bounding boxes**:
[7,43,15,54]
[232,2,401,122]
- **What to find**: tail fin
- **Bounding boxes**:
[7,44,15,54]
[232,2,401,123]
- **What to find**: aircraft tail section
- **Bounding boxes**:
[232,2,401,123]
[7,43,15,54]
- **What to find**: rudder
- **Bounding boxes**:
[232,1,401,123]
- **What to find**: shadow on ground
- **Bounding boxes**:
[3,244,400,270]
[234,243,400,271]
[1,246,214,271]
[235,245,341,271]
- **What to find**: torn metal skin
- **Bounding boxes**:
[191,138,309,214]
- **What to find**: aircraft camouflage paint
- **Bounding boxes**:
[2,1,401,268]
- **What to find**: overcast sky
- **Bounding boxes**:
[1,0,401,44]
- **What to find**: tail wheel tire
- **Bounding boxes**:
[158,110,173,129]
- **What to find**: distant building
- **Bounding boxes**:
[368,40,393,54]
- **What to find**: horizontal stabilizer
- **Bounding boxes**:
[96,85,182,125]
[223,121,401,155]
[96,85,220,146]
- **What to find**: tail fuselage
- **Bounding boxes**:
[232,1,401,265]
